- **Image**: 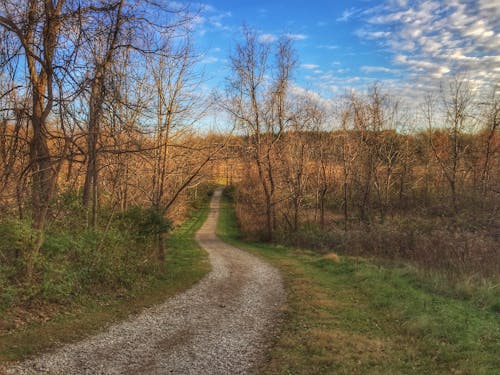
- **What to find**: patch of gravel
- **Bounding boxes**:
[4,189,285,374]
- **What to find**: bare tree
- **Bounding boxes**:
[479,86,499,194]
[0,0,83,279]
[225,28,296,240]
[81,0,125,227]
[280,94,325,232]
[425,77,475,211]
[147,36,213,260]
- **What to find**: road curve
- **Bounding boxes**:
[5,188,285,374]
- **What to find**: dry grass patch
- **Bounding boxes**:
[306,327,390,362]
[322,252,341,263]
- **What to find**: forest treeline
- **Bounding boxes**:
[224,30,499,281]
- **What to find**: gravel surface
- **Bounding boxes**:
[4,188,285,374]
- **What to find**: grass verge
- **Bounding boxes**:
[217,193,500,374]
[0,205,210,364]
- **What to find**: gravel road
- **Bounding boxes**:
[4,188,285,374]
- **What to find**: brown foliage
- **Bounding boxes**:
[229,83,499,279]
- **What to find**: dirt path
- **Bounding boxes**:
[5,188,285,374]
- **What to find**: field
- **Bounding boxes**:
[217,193,500,374]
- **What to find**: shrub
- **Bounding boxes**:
[337,221,499,280]
[279,224,344,254]
[322,252,341,263]
[0,219,33,265]
[0,265,20,308]
[252,213,499,281]
[223,185,236,200]
[118,206,172,240]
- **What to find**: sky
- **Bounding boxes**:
[185,0,499,101]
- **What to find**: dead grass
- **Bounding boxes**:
[322,252,341,263]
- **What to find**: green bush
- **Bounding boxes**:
[119,206,172,240]
[0,265,20,308]
[0,190,213,314]
[40,260,76,302]
[279,223,344,254]
[0,219,33,264]
[42,231,75,257]
[0,208,164,311]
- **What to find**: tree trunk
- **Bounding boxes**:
[265,197,273,241]
[27,90,56,281]
[83,76,103,227]
[320,188,327,230]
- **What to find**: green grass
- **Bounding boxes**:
[217,193,500,374]
[0,205,210,364]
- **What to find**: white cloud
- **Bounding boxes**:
[289,84,336,114]
[318,44,338,50]
[201,56,221,64]
[355,29,391,39]
[361,66,397,73]
[301,64,320,70]
[258,33,277,43]
[330,85,339,93]
[188,3,233,34]
[190,15,205,27]
[355,0,500,91]
[198,3,216,13]
[286,33,308,41]
[337,8,359,22]
[390,0,408,6]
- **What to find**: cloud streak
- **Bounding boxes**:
[258,33,277,43]
[301,64,320,70]
[286,33,308,41]
[361,66,399,74]
[337,8,360,22]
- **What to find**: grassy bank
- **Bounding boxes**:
[0,204,210,364]
[217,193,500,374]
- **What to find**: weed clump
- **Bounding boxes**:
[322,253,341,263]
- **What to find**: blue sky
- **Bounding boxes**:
[184,0,499,101]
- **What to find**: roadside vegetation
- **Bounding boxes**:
[218,192,500,374]
[0,188,211,363]
[0,1,220,364]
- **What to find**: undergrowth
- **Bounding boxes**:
[0,185,214,363]
[218,191,500,374]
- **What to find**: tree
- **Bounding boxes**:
[0,0,205,278]
[280,94,325,232]
[0,0,82,279]
[147,36,215,260]
[225,28,296,240]
[81,0,125,227]
[425,77,475,211]
[479,86,499,195]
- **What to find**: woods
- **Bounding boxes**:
[0,2,498,342]
[0,1,220,315]
[224,34,499,280]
